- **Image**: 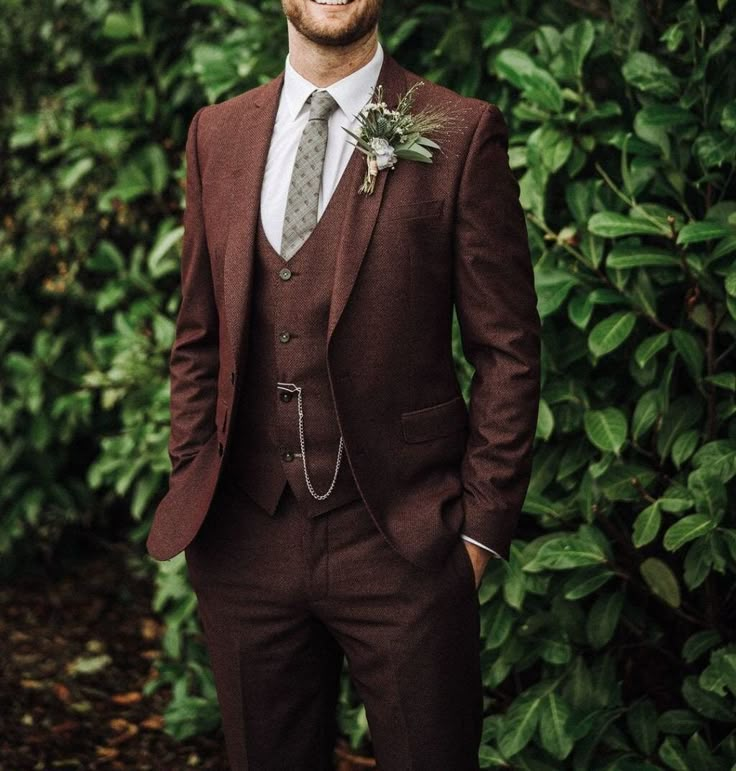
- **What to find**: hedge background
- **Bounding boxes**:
[2,0,735,767]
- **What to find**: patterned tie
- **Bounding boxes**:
[280,89,339,262]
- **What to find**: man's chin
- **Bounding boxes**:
[284,0,381,47]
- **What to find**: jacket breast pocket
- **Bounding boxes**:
[382,197,445,223]
[401,395,469,443]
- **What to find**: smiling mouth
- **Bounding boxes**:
[310,0,355,5]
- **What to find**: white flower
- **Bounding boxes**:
[369,137,397,170]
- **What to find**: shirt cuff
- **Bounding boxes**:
[461,534,502,559]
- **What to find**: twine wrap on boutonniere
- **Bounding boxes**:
[342,80,452,195]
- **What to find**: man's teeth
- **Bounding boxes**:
[313,0,352,4]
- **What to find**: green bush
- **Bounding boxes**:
[2,0,735,767]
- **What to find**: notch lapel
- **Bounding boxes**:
[327,52,406,346]
[222,71,285,364]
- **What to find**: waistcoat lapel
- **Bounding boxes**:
[222,51,407,363]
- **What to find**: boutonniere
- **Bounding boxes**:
[342,81,451,195]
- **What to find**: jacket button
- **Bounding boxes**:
[279,330,291,343]
[279,267,292,281]
[281,450,294,462]
[279,391,293,402]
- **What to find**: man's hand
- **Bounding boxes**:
[463,540,493,589]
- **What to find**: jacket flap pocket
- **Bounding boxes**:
[401,395,469,443]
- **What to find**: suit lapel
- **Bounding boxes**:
[326,52,406,345]
[222,72,284,364]
[222,51,407,363]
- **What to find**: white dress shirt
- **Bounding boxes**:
[260,42,500,561]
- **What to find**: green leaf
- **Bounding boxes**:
[657,709,703,734]
[87,240,125,273]
[672,330,704,379]
[633,501,661,547]
[486,602,515,650]
[562,19,595,75]
[682,676,735,721]
[659,736,690,771]
[539,692,574,759]
[481,14,513,48]
[636,103,697,128]
[494,49,563,112]
[586,591,624,649]
[663,515,715,552]
[103,12,137,39]
[148,225,184,279]
[528,124,572,172]
[589,211,669,238]
[607,244,680,269]
[694,130,735,168]
[524,535,608,571]
[584,407,628,453]
[493,48,537,90]
[588,311,636,357]
[705,372,736,390]
[562,567,615,599]
[536,399,554,440]
[498,686,544,757]
[632,389,661,439]
[622,52,680,99]
[599,463,657,501]
[682,631,722,663]
[657,396,703,459]
[568,293,594,329]
[725,263,736,296]
[688,468,727,519]
[535,269,581,317]
[691,440,736,482]
[677,221,733,245]
[635,332,670,368]
[672,429,699,468]
[640,557,681,607]
[627,699,659,754]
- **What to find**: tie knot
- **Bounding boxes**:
[308,89,338,121]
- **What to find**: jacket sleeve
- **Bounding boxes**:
[167,105,220,478]
[452,103,542,561]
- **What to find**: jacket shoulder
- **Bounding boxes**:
[195,74,281,131]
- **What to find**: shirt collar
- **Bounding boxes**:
[282,41,384,122]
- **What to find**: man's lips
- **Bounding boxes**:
[310,0,355,5]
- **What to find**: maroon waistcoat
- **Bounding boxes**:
[221,179,362,517]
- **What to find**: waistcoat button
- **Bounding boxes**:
[279,267,292,281]
[281,450,294,462]
[279,391,293,402]
[279,331,291,343]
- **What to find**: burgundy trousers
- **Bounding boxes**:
[184,478,483,770]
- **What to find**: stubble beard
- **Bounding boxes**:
[282,0,383,47]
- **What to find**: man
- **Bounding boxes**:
[146,0,541,767]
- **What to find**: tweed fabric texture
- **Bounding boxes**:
[184,482,483,770]
[280,89,339,262]
[147,51,541,571]
[222,201,362,518]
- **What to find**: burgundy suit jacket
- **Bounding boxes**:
[146,50,541,569]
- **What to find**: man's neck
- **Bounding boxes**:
[286,29,379,87]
